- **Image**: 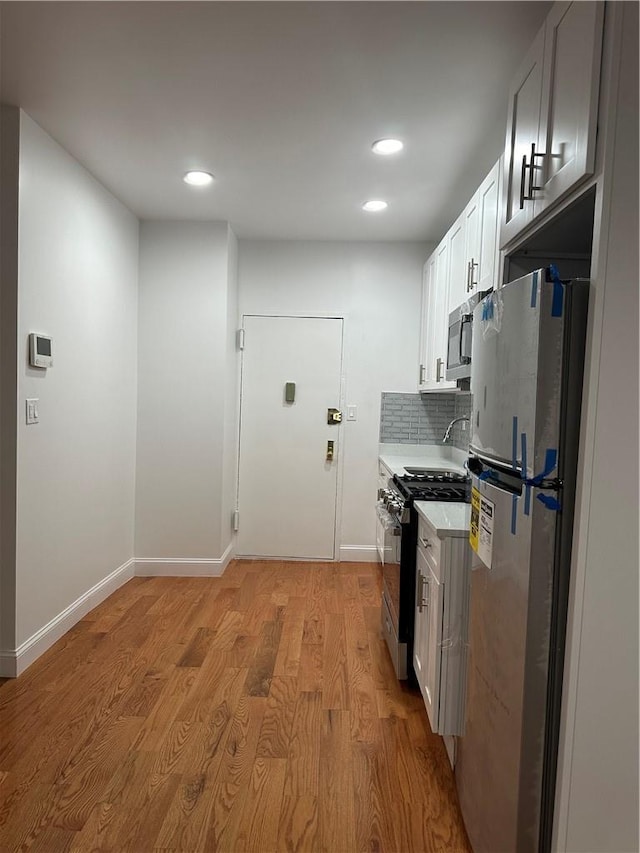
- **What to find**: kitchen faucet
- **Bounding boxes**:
[442,415,470,443]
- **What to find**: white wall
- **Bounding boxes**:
[135,221,237,567]
[554,3,639,850]
[15,111,139,648]
[237,240,430,556]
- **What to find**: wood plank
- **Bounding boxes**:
[276,794,318,853]
[244,619,283,697]
[202,696,267,851]
[236,757,287,852]
[177,626,217,667]
[297,643,323,693]
[255,676,298,759]
[322,613,349,710]
[284,691,322,798]
[318,709,355,852]
[273,596,306,678]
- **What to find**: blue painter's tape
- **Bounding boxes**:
[511,494,518,535]
[521,432,531,515]
[530,270,539,308]
[478,470,492,482]
[549,264,564,317]
[526,448,558,487]
[512,416,518,469]
[537,493,561,512]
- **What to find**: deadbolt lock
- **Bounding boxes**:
[327,408,342,425]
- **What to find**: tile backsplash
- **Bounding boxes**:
[380,392,472,452]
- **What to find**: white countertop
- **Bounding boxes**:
[378,443,467,478]
[414,500,472,539]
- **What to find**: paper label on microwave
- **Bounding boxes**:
[469,486,494,569]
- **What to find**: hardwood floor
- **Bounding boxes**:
[0,561,471,852]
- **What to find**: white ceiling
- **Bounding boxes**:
[0,1,551,242]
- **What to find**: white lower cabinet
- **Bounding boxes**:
[413,506,471,738]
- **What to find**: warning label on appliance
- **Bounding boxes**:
[469,486,495,569]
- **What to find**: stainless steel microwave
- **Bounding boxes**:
[446,290,490,381]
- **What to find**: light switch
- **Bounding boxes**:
[347,405,357,421]
[26,398,39,425]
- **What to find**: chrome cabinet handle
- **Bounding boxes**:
[419,363,426,384]
[436,357,443,382]
[417,572,429,613]
[527,142,544,199]
[519,153,528,210]
[419,536,432,549]
[469,258,478,290]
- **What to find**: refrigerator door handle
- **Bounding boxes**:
[469,446,523,478]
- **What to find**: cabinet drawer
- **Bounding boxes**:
[417,517,442,576]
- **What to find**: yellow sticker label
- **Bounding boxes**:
[469,486,480,553]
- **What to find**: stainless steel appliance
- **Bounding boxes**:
[377,470,470,680]
[455,269,588,853]
[446,290,490,381]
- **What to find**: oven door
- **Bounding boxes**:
[380,516,401,629]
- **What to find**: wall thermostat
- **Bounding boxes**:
[29,333,53,369]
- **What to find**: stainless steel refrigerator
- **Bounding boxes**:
[455,269,588,853]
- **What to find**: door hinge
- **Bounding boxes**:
[237,329,245,350]
[232,510,240,531]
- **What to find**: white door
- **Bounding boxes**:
[237,315,343,559]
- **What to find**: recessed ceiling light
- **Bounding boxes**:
[362,200,388,212]
[371,138,404,155]
[183,170,214,186]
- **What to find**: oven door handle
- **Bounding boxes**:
[459,313,472,365]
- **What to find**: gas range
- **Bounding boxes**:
[393,471,470,503]
[379,470,470,523]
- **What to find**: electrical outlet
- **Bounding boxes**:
[26,398,39,425]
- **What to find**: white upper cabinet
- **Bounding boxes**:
[475,160,501,293]
[501,1,604,247]
[447,212,468,313]
[419,238,457,393]
[536,2,604,212]
[501,24,546,246]
[418,158,501,392]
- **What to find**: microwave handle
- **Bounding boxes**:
[459,313,472,364]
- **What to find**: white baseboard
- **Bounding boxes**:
[339,546,380,563]
[0,557,135,678]
[135,542,234,577]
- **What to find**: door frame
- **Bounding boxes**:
[235,313,346,561]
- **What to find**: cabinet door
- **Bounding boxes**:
[462,193,480,302]
[424,566,444,733]
[418,258,434,389]
[447,212,467,313]
[433,239,456,388]
[413,553,429,695]
[501,23,545,248]
[476,159,501,293]
[535,1,604,215]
